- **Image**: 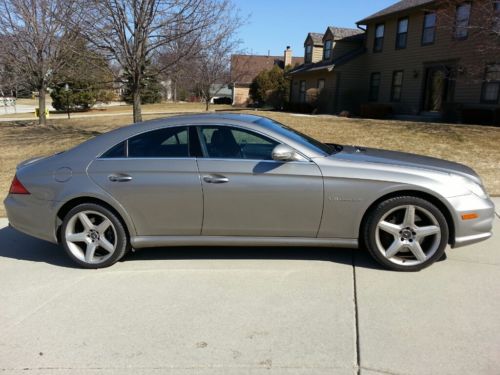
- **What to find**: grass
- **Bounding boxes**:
[1,110,499,217]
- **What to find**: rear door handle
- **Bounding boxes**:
[203,174,229,184]
[108,173,133,182]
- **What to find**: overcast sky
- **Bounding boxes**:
[234,0,397,57]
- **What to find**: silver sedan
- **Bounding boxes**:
[4,114,495,271]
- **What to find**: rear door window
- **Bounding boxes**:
[128,126,189,158]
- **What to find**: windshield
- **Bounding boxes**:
[254,117,339,155]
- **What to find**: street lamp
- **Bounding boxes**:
[64,83,71,119]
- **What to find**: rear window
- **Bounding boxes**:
[128,127,189,158]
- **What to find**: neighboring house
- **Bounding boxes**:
[231,47,303,106]
[209,83,232,103]
[289,27,365,113]
[290,0,500,122]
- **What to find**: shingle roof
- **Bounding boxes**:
[326,27,363,40]
[307,33,324,46]
[357,0,435,24]
[289,47,366,75]
[231,54,304,84]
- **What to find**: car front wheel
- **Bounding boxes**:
[364,196,449,271]
[61,203,128,268]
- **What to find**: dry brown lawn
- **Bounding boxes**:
[1,110,499,217]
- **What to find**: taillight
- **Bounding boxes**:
[9,175,30,195]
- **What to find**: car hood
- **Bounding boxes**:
[331,145,481,183]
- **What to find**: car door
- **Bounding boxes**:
[87,126,203,236]
[196,125,324,237]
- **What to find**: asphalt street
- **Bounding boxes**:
[0,198,499,374]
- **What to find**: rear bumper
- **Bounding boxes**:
[3,195,58,243]
[448,194,495,248]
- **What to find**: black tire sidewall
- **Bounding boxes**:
[364,196,449,272]
[61,203,128,269]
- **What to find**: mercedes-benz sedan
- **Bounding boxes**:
[4,114,495,271]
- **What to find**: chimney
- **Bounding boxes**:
[284,46,292,67]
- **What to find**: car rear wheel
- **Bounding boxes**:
[61,203,128,268]
[364,196,449,271]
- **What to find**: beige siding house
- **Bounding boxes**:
[289,0,500,123]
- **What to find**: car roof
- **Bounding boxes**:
[66,113,326,159]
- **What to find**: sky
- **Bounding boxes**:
[234,0,398,57]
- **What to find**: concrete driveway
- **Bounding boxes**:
[0,199,499,375]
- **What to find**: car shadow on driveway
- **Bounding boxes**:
[0,226,384,270]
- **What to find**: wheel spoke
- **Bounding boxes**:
[78,213,94,231]
[409,241,427,262]
[99,238,115,253]
[385,239,403,258]
[97,218,112,234]
[403,205,416,227]
[378,221,402,236]
[85,242,97,263]
[66,232,87,243]
[415,225,440,241]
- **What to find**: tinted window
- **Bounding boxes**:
[253,117,335,155]
[128,127,189,158]
[199,126,278,160]
[101,141,126,158]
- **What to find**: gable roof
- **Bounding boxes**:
[230,54,304,84]
[325,27,364,41]
[357,0,435,24]
[305,32,324,46]
[289,47,366,75]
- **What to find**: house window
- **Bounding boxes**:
[317,79,325,92]
[299,80,306,102]
[374,24,385,52]
[481,64,500,103]
[422,12,437,45]
[455,3,471,39]
[305,45,312,63]
[323,40,333,60]
[494,1,500,33]
[369,73,381,101]
[391,71,404,102]
[396,18,409,49]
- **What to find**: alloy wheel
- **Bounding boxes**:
[375,204,441,266]
[64,210,117,264]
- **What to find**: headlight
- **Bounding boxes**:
[449,174,488,199]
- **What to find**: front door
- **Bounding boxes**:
[88,126,203,236]
[196,125,324,237]
[423,66,450,112]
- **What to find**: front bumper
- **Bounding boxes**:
[447,194,495,248]
[3,194,58,243]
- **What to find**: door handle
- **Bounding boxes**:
[203,175,229,184]
[108,174,133,182]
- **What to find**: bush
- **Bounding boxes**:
[461,108,496,125]
[249,65,289,109]
[360,103,393,119]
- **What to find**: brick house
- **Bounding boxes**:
[289,0,500,123]
[231,47,303,106]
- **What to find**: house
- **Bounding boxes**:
[289,0,500,123]
[231,47,303,106]
[289,27,365,113]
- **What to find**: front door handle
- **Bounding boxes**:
[108,173,133,182]
[203,175,229,184]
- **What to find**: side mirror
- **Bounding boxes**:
[272,144,300,162]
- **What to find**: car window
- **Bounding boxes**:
[199,126,278,160]
[128,126,189,158]
[101,141,126,158]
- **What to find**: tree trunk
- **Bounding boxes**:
[132,86,142,123]
[38,85,46,126]
[205,98,210,111]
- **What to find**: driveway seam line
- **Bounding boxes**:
[352,251,361,375]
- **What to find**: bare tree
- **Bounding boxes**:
[0,0,83,125]
[183,3,243,111]
[82,0,233,123]
[433,0,500,81]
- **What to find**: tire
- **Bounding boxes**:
[363,196,449,272]
[61,203,129,269]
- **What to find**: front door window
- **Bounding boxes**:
[424,67,451,112]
